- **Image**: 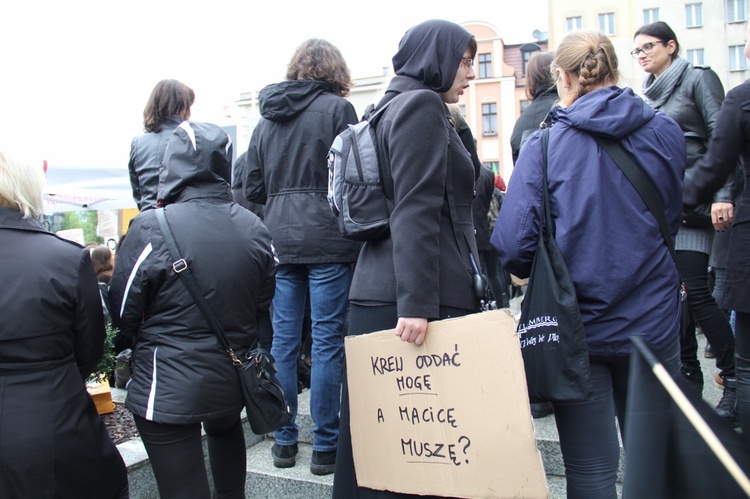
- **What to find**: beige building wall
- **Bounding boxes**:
[549,0,748,93]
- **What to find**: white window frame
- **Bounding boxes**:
[482,103,498,137]
[686,3,703,28]
[727,0,747,23]
[566,16,583,32]
[729,45,748,71]
[643,8,660,24]
[478,53,492,79]
[686,49,705,66]
[598,13,616,35]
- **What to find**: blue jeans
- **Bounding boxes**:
[552,339,679,499]
[271,263,352,452]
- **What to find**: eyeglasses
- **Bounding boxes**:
[630,41,666,58]
[461,57,474,68]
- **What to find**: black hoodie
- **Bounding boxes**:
[243,79,362,264]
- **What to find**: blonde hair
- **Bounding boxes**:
[0,152,45,218]
[552,30,619,105]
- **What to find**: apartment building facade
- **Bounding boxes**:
[549,0,748,93]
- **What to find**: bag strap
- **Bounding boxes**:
[154,207,241,365]
[540,128,554,234]
[444,129,487,305]
[593,136,676,261]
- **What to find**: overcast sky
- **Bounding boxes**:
[1,0,548,168]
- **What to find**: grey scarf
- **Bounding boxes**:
[641,57,691,108]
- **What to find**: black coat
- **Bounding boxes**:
[128,115,183,211]
[473,164,496,251]
[110,122,278,424]
[510,86,558,164]
[684,78,750,312]
[348,76,481,318]
[0,208,127,498]
[244,80,362,264]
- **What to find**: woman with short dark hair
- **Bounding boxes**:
[128,79,194,211]
[510,51,557,164]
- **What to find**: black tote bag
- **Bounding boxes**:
[517,128,592,403]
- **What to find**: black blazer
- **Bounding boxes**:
[348,76,480,318]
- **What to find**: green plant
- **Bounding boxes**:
[88,323,118,385]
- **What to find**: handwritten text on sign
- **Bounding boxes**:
[344,310,548,498]
[371,345,469,465]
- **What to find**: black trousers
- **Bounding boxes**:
[133,413,246,499]
[677,250,735,378]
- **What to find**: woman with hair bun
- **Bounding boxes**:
[492,30,686,498]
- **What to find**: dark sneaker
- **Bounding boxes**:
[272,443,298,468]
[310,450,336,476]
[680,363,704,396]
[715,378,738,427]
[530,402,554,419]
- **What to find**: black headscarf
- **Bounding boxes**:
[392,19,474,93]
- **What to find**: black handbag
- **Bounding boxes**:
[518,128,593,403]
[155,207,292,435]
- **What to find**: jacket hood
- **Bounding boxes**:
[392,19,474,93]
[258,80,331,122]
[554,86,656,139]
[157,121,234,205]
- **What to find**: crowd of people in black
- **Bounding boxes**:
[1,16,749,499]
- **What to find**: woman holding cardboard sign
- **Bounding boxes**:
[492,30,685,498]
[333,19,481,498]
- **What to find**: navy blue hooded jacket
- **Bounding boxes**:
[492,86,686,356]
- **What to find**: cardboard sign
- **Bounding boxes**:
[345,309,548,498]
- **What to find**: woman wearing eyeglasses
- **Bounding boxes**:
[333,19,481,498]
[632,21,737,424]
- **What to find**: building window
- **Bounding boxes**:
[686,3,703,27]
[520,43,541,76]
[478,53,492,79]
[483,162,500,175]
[566,16,583,32]
[598,13,615,35]
[686,49,705,65]
[482,103,498,137]
[730,45,749,70]
[727,0,746,22]
[643,8,659,24]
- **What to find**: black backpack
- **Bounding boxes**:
[326,98,397,241]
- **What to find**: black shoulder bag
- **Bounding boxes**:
[154,207,292,435]
[518,128,593,403]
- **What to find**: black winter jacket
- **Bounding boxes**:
[473,164,496,251]
[110,122,277,424]
[348,76,481,318]
[244,80,362,264]
[128,116,183,211]
[0,208,127,498]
